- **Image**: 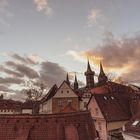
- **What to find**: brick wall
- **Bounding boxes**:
[52,97,79,113]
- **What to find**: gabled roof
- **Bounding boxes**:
[89,94,131,122]
[41,84,58,103]
[123,111,140,136]
[55,80,79,97]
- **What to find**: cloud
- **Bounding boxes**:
[34,0,52,16]
[87,8,110,30]
[0,53,70,100]
[39,61,66,87]
[0,0,8,12]
[68,32,140,83]
[0,77,24,84]
[0,0,13,28]
[0,66,24,77]
[87,8,101,26]
[8,53,42,65]
[5,61,39,79]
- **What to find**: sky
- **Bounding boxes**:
[1,0,140,100]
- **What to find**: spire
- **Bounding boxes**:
[99,62,105,76]
[66,73,70,86]
[87,59,92,71]
[74,74,79,90]
[98,62,108,85]
[84,60,95,88]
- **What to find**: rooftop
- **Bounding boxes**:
[0,111,97,140]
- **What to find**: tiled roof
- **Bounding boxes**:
[0,111,97,140]
[41,84,58,103]
[90,81,134,94]
[93,94,131,122]
[124,111,140,136]
[0,99,22,110]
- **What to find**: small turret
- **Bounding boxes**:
[74,74,79,90]
[66,73,70,86]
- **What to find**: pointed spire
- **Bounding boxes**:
[84,59,95,88]
[100,62,105,75]
[66,73,70,86]
[98,62,108,85]
[74,74,78,83]
[74,74,79,90]
[87,59,92,72]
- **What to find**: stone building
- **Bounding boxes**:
[88,93,131,140]
[40,80,79,114]
[0,111,97,140]
[0,94,22,114]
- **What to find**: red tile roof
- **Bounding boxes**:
[0,111,97,140]
[0,99,21,110]
[92,94,131,122]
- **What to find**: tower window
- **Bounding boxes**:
[58,100,63,106]
[95,108,99,115]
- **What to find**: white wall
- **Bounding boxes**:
[22,109,32,114]
[0,109,21,114]
[122,132,140,140]
[40,99,52,114]
[54,82,78,98]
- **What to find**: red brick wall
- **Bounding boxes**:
[52,97,79,113]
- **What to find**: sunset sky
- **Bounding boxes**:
[1,0,140,99]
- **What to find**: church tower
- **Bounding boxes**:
[66,73,70,86]
[84,60,95,88]
[74,74,79,90]
[98,62,108,85]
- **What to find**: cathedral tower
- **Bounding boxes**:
[84,60,95,88]
[98,62,108,85]
[74,74,79,90]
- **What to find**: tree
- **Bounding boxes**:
[23,80,46,101]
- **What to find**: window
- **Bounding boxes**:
[58,100,63,106]
[132,120,139,126]
[67,90,69,93]
[98,122,102,130]
[104,96,107,100]
[84,102,87,108]
[95,108,99,115]
[111,96,114,100]
[68,99,72,103]
[61,91,63,93]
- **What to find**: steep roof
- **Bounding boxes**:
[92,94,131,122]
[0,111,97,140]
[41,84,58,103]
[123,111,140,137]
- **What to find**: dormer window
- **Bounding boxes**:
[111,96,114,100]
[95,108,99,115]
[104,96,107,100]
[132,120,139,126]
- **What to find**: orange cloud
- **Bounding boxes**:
[68,33,140,83]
